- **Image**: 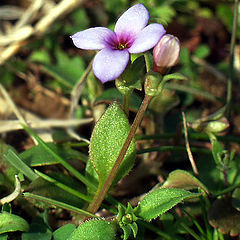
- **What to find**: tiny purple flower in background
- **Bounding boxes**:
[153,34,180,73]
[71,4,166,83]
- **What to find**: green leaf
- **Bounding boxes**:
[53,224,76,240]
[20,143,84,166]
[42,50,85,90]
[135,188,200,221]
[0,212,29,234]
[161,170,208,193]
[67,219,116,240]
[121,225,132,240]
[22,125,96,191]
[25,172,85,209]
[148,89,180,114]
[95,88,142,112]
[0,233,8,240]
[232,188,240,211]
[85,159,99,196]
[194,45,210,59]
[22,211,52,240]
[29,50,51,64]
[118,55,145,93]
[152,5,176,26]
[89,102,136,187]
[162,72,188,82]
[23,193,95,217]
[212,139,225,165]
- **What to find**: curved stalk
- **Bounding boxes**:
[88,94,152,214]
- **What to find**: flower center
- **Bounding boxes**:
[106,33,134,50]
[117,43,128,50]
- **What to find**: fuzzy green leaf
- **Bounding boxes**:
[89,102,136,187]
[0,212,29,234]
[53,224,76,240]
[135,188,200,221]
[67,219,116,240]
[161,170,208,193]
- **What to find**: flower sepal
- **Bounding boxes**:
[117,203,139,240]
[116,55,145,95]
[144,71,163,96]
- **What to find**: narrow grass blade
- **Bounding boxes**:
[3,149,38,181]
[22,125,96,190]
[34,170,91,203]
[23,192,98,218]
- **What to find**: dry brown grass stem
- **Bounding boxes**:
[0,0,86,65]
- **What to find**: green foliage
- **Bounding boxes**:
[151,5,176,26]
[3,149,38,181]
[29,50,51,64]
[104,0,128,15]
[194,45,210,59]
[116,55,145,94]
[89,102,136,188]
[161,169,208,193]
[95,88,142,112]
[42,49,85,91]
[64,9,90,34]
[135,188,200,221]
[0,1,239,239]
[0,212,29,234]
[148,89,180,114]
[118,204,139,240]
[67,219,116,240]
[217,4,240,37]
[26,172,84,209]
[22,212,52,240]
[53,224,76,240]
[20,142,84,166]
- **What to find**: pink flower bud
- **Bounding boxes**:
[153,34,180,73]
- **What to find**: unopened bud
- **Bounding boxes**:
[190,117,230,135]
[153,34,180,73]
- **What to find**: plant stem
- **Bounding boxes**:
[226,0,239,118]
[182,112,199,175]
[123,92,131,117]
[137,145,211,155]
[88,94,152,214]
[135,132,240,144]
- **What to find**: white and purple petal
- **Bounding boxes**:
[93,48,129,83]
[114,4,149,37]
[71,27,115,50]
[128,23,166,54]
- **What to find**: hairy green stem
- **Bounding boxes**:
[88,94,152,214]
[226,0,239,117]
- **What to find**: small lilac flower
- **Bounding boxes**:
[71,4,166,83]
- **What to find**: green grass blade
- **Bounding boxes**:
[34,170,92,203]
[22,125,96,191]
[23,192,98,218]
[3,149,38,181]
